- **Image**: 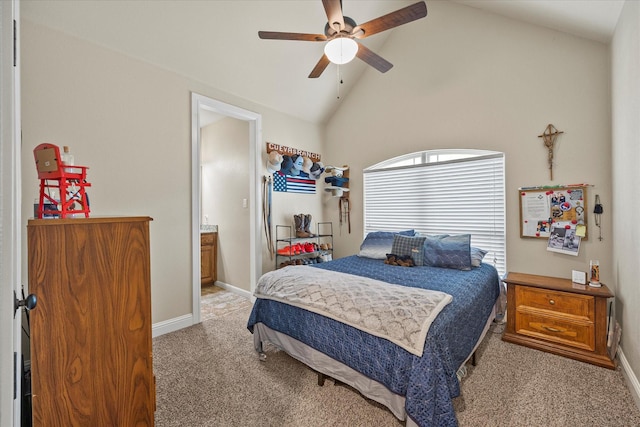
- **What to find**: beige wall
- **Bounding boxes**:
[325,1,612,282]
[20,20,324,323]
[611,0,640,400]
[201,117,251,290]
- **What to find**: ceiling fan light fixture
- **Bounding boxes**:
[324,37,358,65]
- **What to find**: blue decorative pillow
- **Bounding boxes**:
[471,247,488,267]
[358,230,416,259]
[423,234,472,270]
[391,234,427,266]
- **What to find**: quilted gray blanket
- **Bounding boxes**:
[254,265,452,356]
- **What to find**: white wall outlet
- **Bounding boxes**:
[572,270,587,284]
[242,198,248,208]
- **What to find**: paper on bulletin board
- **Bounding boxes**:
[519,186,588,239]
[520,191,552,237]
[547,224,581,256]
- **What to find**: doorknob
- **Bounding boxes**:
[14,290,37,318]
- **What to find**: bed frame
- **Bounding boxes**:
[253,304,498,425]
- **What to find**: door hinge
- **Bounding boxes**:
[13,352,17,400]
[13,19,17,67]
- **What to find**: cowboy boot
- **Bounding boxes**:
[294,214,310,238]
[304,214,316,237]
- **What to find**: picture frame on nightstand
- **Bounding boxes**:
[606,298,620,359]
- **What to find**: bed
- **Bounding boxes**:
[247,233,502,427]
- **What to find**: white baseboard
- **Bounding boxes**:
[152,313,193,338]
[618,346,640,411]
[152,282,254,338]
[214,280,253,300]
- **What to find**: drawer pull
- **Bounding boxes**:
[543,326,562,333]
[549,299,555,305]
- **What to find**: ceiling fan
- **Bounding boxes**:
[258,0,428,78]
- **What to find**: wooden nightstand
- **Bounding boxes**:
[502,272,616,369]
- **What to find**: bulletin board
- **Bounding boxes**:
[519,185,588,240]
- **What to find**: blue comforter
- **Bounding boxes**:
[247,256,501,427]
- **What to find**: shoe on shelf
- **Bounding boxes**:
[277,245,292,256]
[279,260,294,268]
[294,214,311,238]
[303,214,316,237]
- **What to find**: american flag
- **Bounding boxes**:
[273,172,316,194]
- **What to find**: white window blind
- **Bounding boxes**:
[363,152,506,276]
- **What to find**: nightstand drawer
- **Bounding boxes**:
[515,311,595,351]
[515,286,594,321]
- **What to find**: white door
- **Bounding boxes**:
[1,1,23,426]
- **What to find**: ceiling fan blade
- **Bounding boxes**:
[354,1,427,39]
[323,0,345,32]
[258,31,327,42]
[356,43,393,73]
[309,54,331,78]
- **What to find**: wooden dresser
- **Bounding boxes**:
[201,231,218,286]
[28,217,155,426]
[502,272,615,369]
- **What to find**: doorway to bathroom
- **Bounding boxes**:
[191,93,262,324]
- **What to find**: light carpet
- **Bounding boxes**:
[153,291,640,426]
[200,289,253,322]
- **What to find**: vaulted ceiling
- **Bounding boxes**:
[21,0,624,125]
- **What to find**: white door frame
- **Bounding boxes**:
[1,0,22,425]
[190,93,262,323]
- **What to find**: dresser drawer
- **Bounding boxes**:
[515,286,594,321]
[515,311,595,351]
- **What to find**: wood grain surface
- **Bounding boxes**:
[28,217,154,426]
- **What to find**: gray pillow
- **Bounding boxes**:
[471,247,488,267]
[391,234,427,266]
[423,234,472,270]
[357,230,416,259]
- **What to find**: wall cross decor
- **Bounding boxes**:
[538,124,564,180]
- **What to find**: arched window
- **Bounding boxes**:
[363,149,506,276]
